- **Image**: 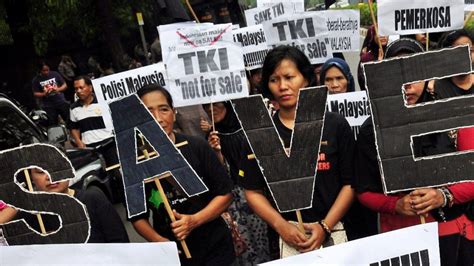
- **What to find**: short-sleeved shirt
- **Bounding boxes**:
[69,96,113,146]
[31,71,67,107]
[129,133,234,263]
[241,112,355,222]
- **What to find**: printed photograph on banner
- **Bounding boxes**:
[327,91,371,140]
[245,2,298,26]
[232,24,269,70]
[91,63,168,130]
[377,0,464,36]
[316,10,360,52]
[262,12,333,64]
[257,0,304,12]
[166,41,247,107]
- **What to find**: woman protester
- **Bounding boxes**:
[356,38,474,266]
[319,58,356,94]
[358,25,389,90]
[241,46,355,258]
[203,101,271,264]
[131,84,235,265]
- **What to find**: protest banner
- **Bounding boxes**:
[327,91,371,139]
[377,0,464,36]
[466,0,474,11]
[317,10,360,52]
[0,242,180,265]
[0,144,90,245]
[108,94,208,218]
[257,0,304,12]
[161,23,248,107]
[245,2,298,26]
[262,12,333,64]
[91,63,167,130]
[363,46,474,193]
[232,87,327,212]
[262,223,440,265]
[232,24,269,70]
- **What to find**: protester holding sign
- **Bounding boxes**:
[242,46,355,256]
[356,38,474,265]
[319,58,356,94]
[358,25,389,91]
[131,84,235,265]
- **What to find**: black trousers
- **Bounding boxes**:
[43,101,70,126]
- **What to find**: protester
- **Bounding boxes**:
[248,69,262,95]
[356,38,474,265]
[58,55,77,101]
[358,25,388,90]
[31,62,70,126]
[319,58,356,94]
[17,167,129,243]
[132,84,235,265]
[203,101,271,264]
[241,46,355,257]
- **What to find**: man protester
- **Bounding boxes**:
[32,62,70,126]
[69,75,124,202]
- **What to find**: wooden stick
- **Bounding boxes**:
[210,102,215,131]
[185,0,200,23]
[295,210,305,234]
[464,11,474,27]
[420,215,426,224]
[426,32,429,51]
[154,178,192,258]
[24,169,47,234]
[105,141,189,171]
[368,0,384,59]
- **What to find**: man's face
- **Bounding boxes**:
[40,65,50,77]
[74,79,93,102]
[30,167,69,194]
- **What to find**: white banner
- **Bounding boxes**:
[466,0,474,11]
[162,24,248,107]
[257,0,304,12]
[317,10,360,52]
[262,223,440,266]
[378,0,464,35]
[233,24,269,70]
[245,2,298,26]
[91,63,168,130]
[0,242,180,265]
[327,91,370,139]
[262,12,333,64]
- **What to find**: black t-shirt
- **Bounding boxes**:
[18,187,129,243]
[241,112,355,222]
[31,71,67,107]
[130,133,234,263]
[434,77,473,99]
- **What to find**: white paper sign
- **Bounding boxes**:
[327,91,371,139]
[262,223,440,266]
[91,63,167,130]
[257,0,304,12]
[262,12,333,64]
[245,2,298,26]
[233,25,269,70]
[378,0,464,36]
[318,10,361,52]
[162,24,248,107]
[0,242,180,265]
[466,0,474,11]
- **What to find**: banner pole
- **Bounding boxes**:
[368,0,384,60]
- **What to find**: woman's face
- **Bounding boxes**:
[140,91,175,137]
[452,36,474,63]
[376,35,389,47]
[324,66,348,94]
[268,59,308,111]
[415,34,427,44]
[205,102,227,123]
[403,81,425,105]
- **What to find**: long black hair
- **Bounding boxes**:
[438,29,472,48]
[137,84,174,108]
[260,46,315,99]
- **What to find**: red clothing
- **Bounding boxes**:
[458,127,474,151]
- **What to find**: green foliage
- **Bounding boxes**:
[334,3,376,27]
[465,18,474,39]
[0,3,13,45]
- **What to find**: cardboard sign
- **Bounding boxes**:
[91,63,168,130]
[245,2,298,26]
[362,46,474,193]
[377,0,464,36]
[232,24,269,70]
[262,12,333,64]
[108,95,208,217]
[327,91,371,140]
[232,87,327,212]
[162,24,248,107]
[257,0,304,12]
[317,10,360,52]
[466,0,474,11]
[262,223,440,265]
[0,242,180,265]
[0,144,90,244]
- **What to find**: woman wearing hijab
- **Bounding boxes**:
[319,58,356,94]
